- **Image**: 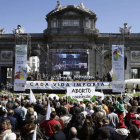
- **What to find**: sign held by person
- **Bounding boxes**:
[67,87,95,101]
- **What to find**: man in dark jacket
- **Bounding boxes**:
[34,99,43,114]
[69,102,81,115]
[13,103,22,130]
[96,117,115,140]
[3,109,17,131]
[67,127,79,140]
[50,123,66,140]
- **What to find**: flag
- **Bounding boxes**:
[26,64,31,72]
[46,100,51,120]
[32,124,37,140]
[30,89,36,103]
[18,93,22,101]
[121,92,122,99]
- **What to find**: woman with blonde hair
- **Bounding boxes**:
[0,119,12,139]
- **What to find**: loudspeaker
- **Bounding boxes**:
[13,56,15,66]
[124,56,127,70]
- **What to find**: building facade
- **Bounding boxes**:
[27,56,39,72]
[0,1,140,85]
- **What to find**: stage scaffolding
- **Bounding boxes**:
[38,43,104,77]
[15,33,31,58]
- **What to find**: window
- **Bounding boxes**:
[33,59,35,62]
[86,21,89,28]
[131,69,138,78]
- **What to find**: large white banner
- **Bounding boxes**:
[112,45,125,92]
[14,45,27,91]
[67,87,95,101]
[25,81,112,90]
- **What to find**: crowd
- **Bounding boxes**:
[1,83,13,92]
[0,93,140,140]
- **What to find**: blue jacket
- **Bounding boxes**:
[13,108,22,129]
[3,116,17,131]
[98,125,115,140]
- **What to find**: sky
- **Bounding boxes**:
[0,0,140,33]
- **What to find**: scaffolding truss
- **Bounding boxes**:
[15,33,31,58]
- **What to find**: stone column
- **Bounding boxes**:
[124,47,131,80]
[95,50,102,79]
[0,66,1,91]
[88,44,95,77]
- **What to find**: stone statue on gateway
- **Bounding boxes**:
[119,23,132,35]
[0,28,5,34]
[12,25,25,34]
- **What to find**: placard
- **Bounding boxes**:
[67,87,95,101]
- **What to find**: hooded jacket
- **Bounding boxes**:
[116,100,125,113]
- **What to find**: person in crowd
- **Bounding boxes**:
[59,107,71,129]
[20,102,27,121]
[78,119,94,140]
[67,127,79,140]
[115,121,130,140]
[49,123,66,140]
[70,102,82,115]
[13,103,22,130]
[3,132,17,140]
[3,109,17,131]
[80,104,88,119]
[126,107,136,125]
[92,105,105,129]
[0,107,8,124]
[115,97,125,121]
[85,103,94,115]
[21,117,47,140]
[37,106,47,124]
[40,111,60,138]
[64,101,72,113]
[21,110,38,130]
[102,100,109,114]
[98,127,110,140]
[0,119,12,140]
[129,124,140,140]
[34,99,43,114]
[107,106,119,128]
[86,114,94,128]
[134,107,140,119]
[131,119,140,129]
[27,107,38,120]
[65,113,83,137]
[21,111,38,138]
[96,117,115,140]
[6,98,13,112]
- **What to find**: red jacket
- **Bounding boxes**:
[126,112,135,122]
[40,118,60,137]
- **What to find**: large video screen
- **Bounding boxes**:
[52,54,88,72]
